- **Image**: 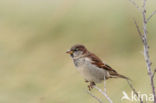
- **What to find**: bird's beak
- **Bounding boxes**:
[66,50,73,54]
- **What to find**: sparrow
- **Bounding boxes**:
[66,44,129,90]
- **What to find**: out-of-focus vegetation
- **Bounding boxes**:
[0,0,156,103]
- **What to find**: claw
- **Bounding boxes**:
[88,82,96,91]
[88,85,91,91]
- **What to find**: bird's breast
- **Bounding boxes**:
[73,58,85,67]
[73,58,108,83]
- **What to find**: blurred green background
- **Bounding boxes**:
[0,0,156,103]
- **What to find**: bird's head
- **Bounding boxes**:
[66,44,88,58]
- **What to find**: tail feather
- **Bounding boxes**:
[116,74,130,80]
[110,73,130,80]
[108,69,130,80]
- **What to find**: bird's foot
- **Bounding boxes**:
[88,82,96,91]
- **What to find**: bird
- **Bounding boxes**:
[66,44,129,90]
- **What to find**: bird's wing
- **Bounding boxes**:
[86,53,117,73]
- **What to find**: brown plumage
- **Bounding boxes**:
[66,44,129,90]
[86,52,129,80]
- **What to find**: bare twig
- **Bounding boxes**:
[87,91,104,103]
[126,80,144,103]
[88,76,113,103]
[93,86,113,103]
[134,20,144,43]
[152,68,156,79]
[150,73,156,103]
[89,74,113,103]
[147,10,156,22]
[128,0,140,10]
[141,0,156,102]
[103,76,106,92]
[154,69,156,76]
[128,0,156,102]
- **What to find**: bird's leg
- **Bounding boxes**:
[88,82,96,91]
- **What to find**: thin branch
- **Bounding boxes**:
[150,74,156,103]
[126,80,144,103]
[128,0,140,10]
[142,0,151,75]
[103,76,106,92]
[152,68,156,79]
[141,0,156,102]
[134,20,144,43]
[147,10,156,22]
[89,74,113,103]
[93,86,113,103]
[154,69,156,76]
[87,91,104,103]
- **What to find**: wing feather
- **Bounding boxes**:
[86,53,117,73]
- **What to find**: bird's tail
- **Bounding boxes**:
[109,70,130,80]
[116,74,130,80]
[110,72,130,80]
